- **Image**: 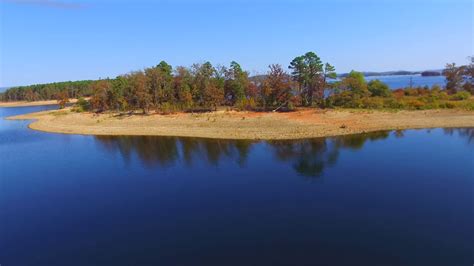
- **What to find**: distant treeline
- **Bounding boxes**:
[0,80,94,102]
[421,71,441,77]
[1,53,473,112]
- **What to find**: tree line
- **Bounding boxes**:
[0,80,94,102]
[1,53,473,112]
[85,52,338,113]
[0,52,337,111]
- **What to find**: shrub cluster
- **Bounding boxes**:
[325,72,473,110]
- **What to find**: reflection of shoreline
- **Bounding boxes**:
[8,109,474,140]
[95,129,472,177]
[96,136,254,168]
[443,128,474,144]
[95,131,395,177]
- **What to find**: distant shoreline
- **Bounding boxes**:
[0,99,79,108]
[7,108,474,140]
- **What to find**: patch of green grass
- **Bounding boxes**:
[51,110,69,116]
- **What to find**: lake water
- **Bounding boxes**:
[367,74,446,89]
[1,106,473,266]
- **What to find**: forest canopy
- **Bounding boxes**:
[0,80,94,102]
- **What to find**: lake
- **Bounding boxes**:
[330,74,446,90]
[367,74,446,89]
[1,106,473,266]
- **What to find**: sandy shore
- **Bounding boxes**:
[0,99,81,107]
[6,108,474,140]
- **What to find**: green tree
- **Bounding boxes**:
[323,63,337,91]
[289,56,306,96]
[145,61,174,106]
[289,52,334,106]
[108,76,128,110]
[339,71,369,96]
[1,80,95,102]
[224,61,249,104]
[368,79,390,97]
[76,97,90,111]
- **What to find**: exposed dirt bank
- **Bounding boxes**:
[7,108,474,140]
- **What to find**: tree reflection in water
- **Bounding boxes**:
[267,138,339,178]
[443,128,474,144]
[95,136,253,168]
[94,129,470,177]
[268,131,390,177]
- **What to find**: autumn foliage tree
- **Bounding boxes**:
[443,63,464,93]
[260,64,293,111]
[128,71,152,114]
[90,80,111,112]
[174,66,194,108]
[55,90,70,109]
[463,56,474,93]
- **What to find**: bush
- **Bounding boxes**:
[392,89,405,98]
[158,102,179,114]
[431,84,442,92]
[287,101,296,111]
[236,98,257,111]
[445,102,456,109]
[461,101,474,110]
[290,95,303,107]
[368,80,391,97]
[73,97,90,112]
[450,91,471,101]
[325,85,473,111]
[361,97,384,109]
[327,91,359,108]
[406,99,426,110]
[429,90,449,101]
[404,88,418,96]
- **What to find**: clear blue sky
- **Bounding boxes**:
[0,0,472,87]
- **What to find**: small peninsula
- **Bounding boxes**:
[2,52,473,140]
[8,108,474,140]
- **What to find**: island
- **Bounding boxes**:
[421,71,442,77]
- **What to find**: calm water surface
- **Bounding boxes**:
[1,106,473,266]
[367,74,446,89]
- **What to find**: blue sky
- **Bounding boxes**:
[0,0,472,87]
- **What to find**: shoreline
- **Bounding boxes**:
[6,108,474,140]
[0,99,80,107]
